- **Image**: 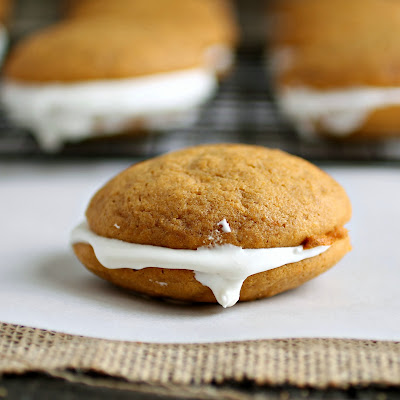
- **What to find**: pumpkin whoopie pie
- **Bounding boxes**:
[269,0,400,139]
[1,18,219,150]
[71,144,352,308]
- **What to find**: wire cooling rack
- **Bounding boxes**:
[1,0,400,161]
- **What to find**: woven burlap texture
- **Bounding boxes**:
[1,323,399,389]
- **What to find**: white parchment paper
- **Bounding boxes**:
[1,161,399,343]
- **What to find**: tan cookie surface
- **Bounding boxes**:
[269,0,400,88]
[65,0,238,47]
[86,144,351,250]
[4,18,212,83]
[73,235,351,304]
[0,0,11,23]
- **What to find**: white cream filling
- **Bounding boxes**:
[71,222,330,308]
[205,44,235,75]
[218,219,231,233]
[269,47,296,77]
[1,68,217,151]
[278,86,400,137]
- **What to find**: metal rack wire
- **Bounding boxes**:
[1,0,400,161]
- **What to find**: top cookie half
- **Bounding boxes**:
[86,144,351,250]
[4,17,223,83]
[269,0,400,88]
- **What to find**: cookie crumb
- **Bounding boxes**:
[218,219,231,233]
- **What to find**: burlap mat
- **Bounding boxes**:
[1,322,399,389]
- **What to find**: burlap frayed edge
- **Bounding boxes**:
[1,322,399,389]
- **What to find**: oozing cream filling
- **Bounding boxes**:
[71,222,330,308]
[1,68,217,151]
[278,86,400,136]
